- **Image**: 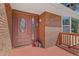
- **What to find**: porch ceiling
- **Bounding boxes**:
[10,3,79,19]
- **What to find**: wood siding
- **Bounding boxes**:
[45,12,61,27]
[4,3,13,46]
[39,12,61,48]
[39,12,46,47]
[45,12,61,48]
[0,3,12,51]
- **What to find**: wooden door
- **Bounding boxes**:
[12,10,32,47]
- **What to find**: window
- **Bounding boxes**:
[62,16,79,33]
[62,16,70,33]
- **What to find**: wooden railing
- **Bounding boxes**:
[57,32,79,50]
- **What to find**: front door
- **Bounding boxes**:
[12,10,32,47]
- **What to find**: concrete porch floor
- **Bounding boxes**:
[4,45,74,56]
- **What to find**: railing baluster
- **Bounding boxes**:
[71,35,73,46]
[69,35,71,46]
[68,35,70,45]
[62,34,64,44]
[66,35,68,45]
[67,35,69,45]
[75,35,76,46]
[64,34,66,44]
[77,36,79,48]
[73,36,76,45]
[65,35,66,44]
[72,35,74,46]
[66,34,68,45]
[76,36,78,48]
[65,34,67,45]
[63,34,65,44]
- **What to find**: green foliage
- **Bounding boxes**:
[71,18,79,33]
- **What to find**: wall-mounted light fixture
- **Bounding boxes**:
[39,19,42,22]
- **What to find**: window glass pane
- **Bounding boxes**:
[71,17,79,33]
[63,16,70,25]
[63,26,70,32]
[75,4,79,15]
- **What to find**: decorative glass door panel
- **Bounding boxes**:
[19,18,26,32]
[32,17,35,41]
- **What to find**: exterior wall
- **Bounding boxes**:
[39,12,46,47]
[0,3,12,51]
[33,15,39,47]
[45,27,61,48]
[4,3,13,46]
[46,12,61,27]
[39,12,61,48]
[45,12,61,48]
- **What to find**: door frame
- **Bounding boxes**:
[12,9,39,47]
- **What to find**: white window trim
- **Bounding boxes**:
[61,16,63,32]
[70,16,72,33]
